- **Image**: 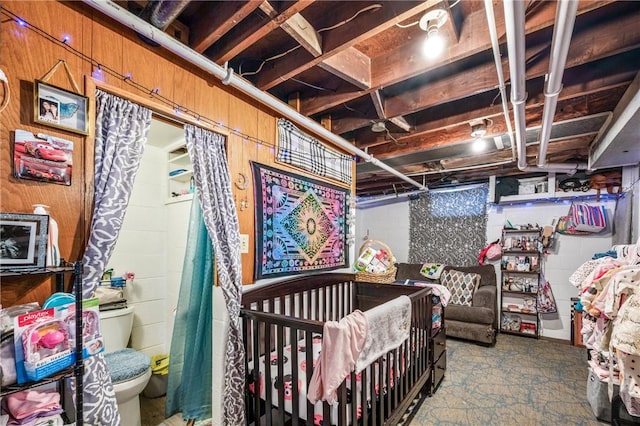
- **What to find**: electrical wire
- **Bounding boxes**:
[317,4,382,33]
[0,7,275,150]
[289,77,333,92]
[240,45,302,77]
[395,21,419,29]
[240,4,382,77]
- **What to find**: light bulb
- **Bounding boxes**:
[472,138,486,152]
[423,28,444,59]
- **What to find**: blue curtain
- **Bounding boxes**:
[166,197,213,420]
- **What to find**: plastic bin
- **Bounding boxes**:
[143,354,169,398]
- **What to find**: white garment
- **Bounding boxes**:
[355,295,411,373]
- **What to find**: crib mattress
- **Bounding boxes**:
[248,334,403,425]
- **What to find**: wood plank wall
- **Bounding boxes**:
[0,1,354,306]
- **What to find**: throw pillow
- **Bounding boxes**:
[440,269,480,306]
[420,262,445,280]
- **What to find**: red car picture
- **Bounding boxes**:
[22,163,65,182]
[24,141,68,162]
[13,129,73,186]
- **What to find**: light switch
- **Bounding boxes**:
[240,234,249,254]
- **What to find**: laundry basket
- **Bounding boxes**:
[354,239,397,284]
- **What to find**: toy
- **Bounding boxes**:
[13,298,103,384]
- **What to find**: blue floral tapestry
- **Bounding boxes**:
[251,162,349,279]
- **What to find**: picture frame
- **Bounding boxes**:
[34,80,89,135]
[0,213,49,271]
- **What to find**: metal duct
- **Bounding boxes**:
[146,0,190,30]
[536,0,578,167]
[83,0,428,193]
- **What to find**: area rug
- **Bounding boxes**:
[251,162,349,279]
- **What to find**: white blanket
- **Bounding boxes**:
[355,295,411,373]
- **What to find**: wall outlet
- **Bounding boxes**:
[240,234,249,254]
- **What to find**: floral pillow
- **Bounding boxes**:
[420,263,446,280]
[440,269,480,306]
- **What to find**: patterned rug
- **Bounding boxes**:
[406,334,607,425]
[251,162,349,279]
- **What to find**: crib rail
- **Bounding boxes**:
[241,274,434,425]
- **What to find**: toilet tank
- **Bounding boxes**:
[98,306,134,352]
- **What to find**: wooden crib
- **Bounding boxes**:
[240,273,441,425]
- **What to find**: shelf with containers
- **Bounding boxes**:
[500,228,542,338]
[0,261,84,425]
[166,142,194,204]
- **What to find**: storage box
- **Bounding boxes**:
[518,177,546,195]
[586,367,620,422]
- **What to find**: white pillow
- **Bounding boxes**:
[420,262,445,280]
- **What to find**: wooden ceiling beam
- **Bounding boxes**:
[365,87,625,157]
[382,13,640,120]
[301,1,614,116]
[190,1,264,54]
[211,1,315,63]
[389,116,412,132]
[319,48,372,89]
[281,12,322,57]
[254,1,440,90]
[439,135,594,169]
[332,63,636,136]
[370,90,385,119]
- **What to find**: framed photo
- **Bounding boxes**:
[0,213,49,271]
[34,80,89,135]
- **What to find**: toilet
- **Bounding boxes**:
[99,306,151,426]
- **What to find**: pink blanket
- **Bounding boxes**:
[307,310,367,404]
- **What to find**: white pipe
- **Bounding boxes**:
[504,0,528,170]
[537,0,578,167]
[504,0,588,173]
[357,183,488,208]
[484,0,516,162]
[83,0,429,192]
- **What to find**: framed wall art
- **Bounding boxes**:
[0,213,49,271]
[34,80,88,135]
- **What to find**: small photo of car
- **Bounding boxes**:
[24,141,68,162]
[19,159,67,184]
[13,129,73,186]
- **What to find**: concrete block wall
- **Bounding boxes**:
[356,195,617,341]
[109,145,168,357]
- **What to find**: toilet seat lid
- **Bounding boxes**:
[104,349,151,384]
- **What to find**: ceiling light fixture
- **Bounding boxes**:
[472,138,487,152]
[469,118,490,138]
[419,9,448,59]
[371,121,387,132]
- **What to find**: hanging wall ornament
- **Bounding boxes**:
[235,172,249,190]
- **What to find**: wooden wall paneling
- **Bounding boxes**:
[193,75,230,129]
[1,3,86,258]
[120,38,176,105]
[84,9,125,89]
[172,66,196,115]
[1,2,87,305]
[229,94,259,284]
